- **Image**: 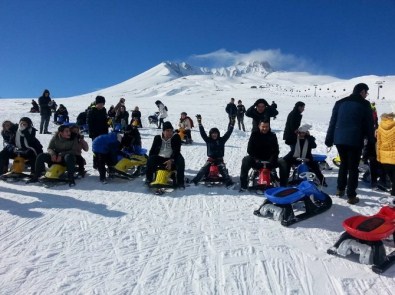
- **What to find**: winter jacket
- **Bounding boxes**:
[283,135,317,162]
[121,126,142,148]
[131,110,141,119]
[283,105,303,145]
[87,106,108,139]
[199,124,233,159]
[247,130,279,164]
[225,103,237,117]
[325,94,375,149]
[245,104,278,132]
[157,103,168,120]
[47,133,78,157]
[149,133,182,161]
[179,117,193,130]
[237,104,246,117]
[376,116,395,165]
[54,107,69,123]
[11,127,43,155]
[92,132,120,154]
[38,90,52,117]
[115,110,129,125]
[1,123,18,145]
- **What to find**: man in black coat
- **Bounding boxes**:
[239,120,279,191]
[191,114,234,186]
[245,98,278,132]
[225,98,237,127]
[325,83,375,204]
[145,121,185,188]
[38,89,52,134]
[283,101,305,146]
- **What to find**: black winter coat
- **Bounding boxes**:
[225,103,237,117]
[325,94,375,149]
[38,91,52,117]
[245,105,278,132]
[237,104,246,117]
[87,107,108,139]
[283,135,317,162]
[1,123,18,145]
[11,127,43,155]
[149,133,182,161]
[283,107,303,145]
[199,124,233,159]
[247,130,279,164]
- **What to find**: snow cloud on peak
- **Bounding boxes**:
[189,49,314,72]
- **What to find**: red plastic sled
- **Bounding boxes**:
[343,206,395,241]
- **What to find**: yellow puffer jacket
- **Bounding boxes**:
[377,117,395,165]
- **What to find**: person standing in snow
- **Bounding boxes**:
[236,100,246,131]
[325,83,375,204]
[155,100,168,129]
[38,89,52,134]
[283,101,305,148]
[225,98,238,127]
[245,98,278,132]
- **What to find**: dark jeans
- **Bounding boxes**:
[0,148,37,174]
[382,163,395,196]
[237,115,245,131]
[35,153,76,180]
[95,152,117,181]
[145,155,185,186]
[278,157,324,186]
[40,115,51,133]
[240,156,275,189]
[192,159,232,185]
[158,118,164,129]
[336,145,362,197]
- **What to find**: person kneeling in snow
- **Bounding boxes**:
[92,130,123,184]
[145,121,185,189]
[191,114,234,187]
[278,124,326,187]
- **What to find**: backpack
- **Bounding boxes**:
[186,116,194,128]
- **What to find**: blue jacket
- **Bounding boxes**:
[325,94,375,148]
[92,132,120,154]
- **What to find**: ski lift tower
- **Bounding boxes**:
[375,81,385,100]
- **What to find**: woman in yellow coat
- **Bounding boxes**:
[376,112,395,198]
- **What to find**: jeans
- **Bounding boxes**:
[40,115,51,133]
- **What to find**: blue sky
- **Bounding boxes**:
[1,0,394,98]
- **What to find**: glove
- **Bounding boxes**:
[196,114,202,124]
[230,116,236,126]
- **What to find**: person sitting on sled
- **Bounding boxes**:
[131,106,143,128]
[54,104,69,125]
[69,124,89,177]
[239,120,279,191]
[176,112,194,144]
[92,128,123,184]
[191,114,234,187]
[0,117,43,175]
[278,124,326,187]
[1,120,18,146]
[145,121,185,189]
[28,124,78,186]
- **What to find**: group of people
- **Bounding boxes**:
[1,83,394,204]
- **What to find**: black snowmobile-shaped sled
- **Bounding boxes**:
[253,174,332,226]
[327,206,395,274]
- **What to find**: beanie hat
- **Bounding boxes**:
[95,95,106,104]
[162,121,173,131]
[209,127,220,137]
[352,83,369,95]
[298,124,312,133]
[295,101,305,108]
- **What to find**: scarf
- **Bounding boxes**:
[293,138,308,159]
[15,128,37,155]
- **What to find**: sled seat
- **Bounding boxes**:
[343,206,395,242]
